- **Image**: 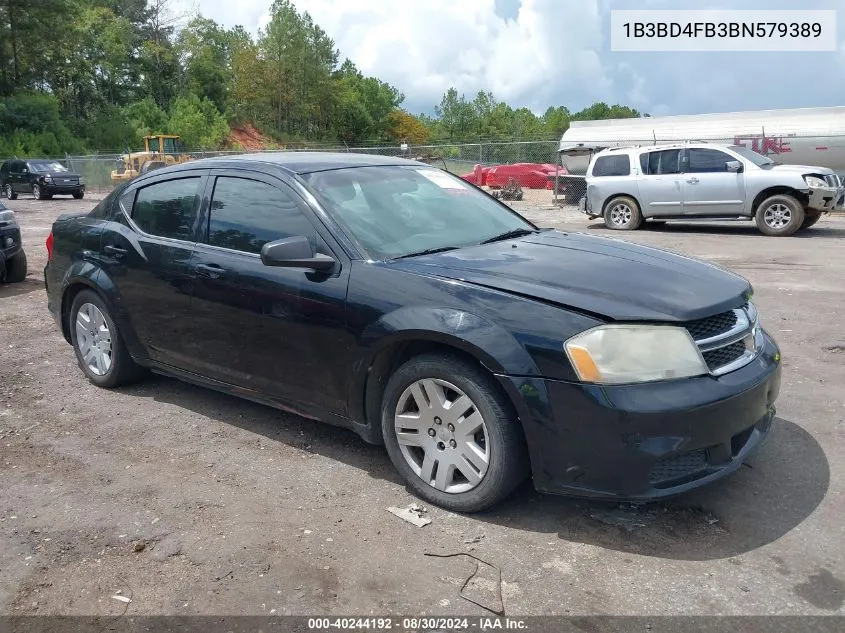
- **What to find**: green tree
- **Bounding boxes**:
[167,93,229,149]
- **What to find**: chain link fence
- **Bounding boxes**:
[7,132,845,212]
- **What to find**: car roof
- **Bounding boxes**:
[595,142,731,156]
[171,151,430,175]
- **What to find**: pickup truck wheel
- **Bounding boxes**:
[73,190,84,200]
[799,212,822,230]
[3,249,27,283]
[32,184,48,200]
[603,196,642,230]
[5,184,17,200]
[755,195,804,236]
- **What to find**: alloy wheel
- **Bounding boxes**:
[609,203,633,227]
[763,203,792,230]
[75,302,113,376]
[394,378,490,494]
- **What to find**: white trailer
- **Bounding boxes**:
[558,106,845,174]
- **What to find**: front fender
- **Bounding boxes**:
[358,306,539,376]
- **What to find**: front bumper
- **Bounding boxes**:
[498,330,781,500]
[807,185,839,212]
[42,182,85,194]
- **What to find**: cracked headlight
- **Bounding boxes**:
[804,175,829,189]
[564,324,708,384]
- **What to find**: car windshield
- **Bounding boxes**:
[728,146,775,167]
[29,161,69,173]
[302,165,536,259]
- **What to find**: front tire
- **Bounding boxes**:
[32,184,48,200]
[381,353,529,512]
[5,184,17,200]
[69,290,146,388]
[603,196,643,230]
[73,190,84,200]
[3,250,27,283]
[755,194,804,236]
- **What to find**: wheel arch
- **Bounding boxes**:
[601,192,644,217]
[59,266,146,362]
[750,186,808,215]
[348,309,539,445]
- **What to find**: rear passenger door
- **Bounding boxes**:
[99,171,206,367]
[681,148,746,215]
[636,149,683,217]
[184,170,351,417]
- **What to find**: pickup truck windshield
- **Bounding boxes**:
[303,165,536,259]
[728,146,775,167]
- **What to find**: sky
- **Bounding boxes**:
[175,0,845,118]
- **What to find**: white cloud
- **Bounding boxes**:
[183,0,845,117]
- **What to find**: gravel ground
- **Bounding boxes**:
[1,192,843,617]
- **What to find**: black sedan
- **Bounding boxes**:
[44,153,781,511]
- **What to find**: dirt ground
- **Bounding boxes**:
[1,191,843,617]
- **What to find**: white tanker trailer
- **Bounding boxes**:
[558,106,845,175]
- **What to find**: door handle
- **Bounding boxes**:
[687,177,699,184]
[195,263,226,279]
[103,244,127,258]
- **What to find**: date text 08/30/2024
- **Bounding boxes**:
[307,617,528,630]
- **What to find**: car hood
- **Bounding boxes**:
[768,164,835,175]
[41,171,80,178]
[388,230,751,322]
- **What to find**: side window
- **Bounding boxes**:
[592,154,630,177]
[687,149,733,173]
[131,177,200,241]
[206,176,315,254]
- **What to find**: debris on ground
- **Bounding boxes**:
[387,503,432,527]
[425,551,504,615]
[131,539,146,552]
[589,505,658,532]
[111,595,131,603]
[463,534,485,544]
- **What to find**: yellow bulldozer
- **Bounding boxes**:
[110,135,192,182]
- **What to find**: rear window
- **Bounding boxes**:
[640,149,681,175]
[592,154,630,177]
[131,177,200,241]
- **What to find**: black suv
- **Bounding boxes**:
[0,200,26,282]
[0,159,85,200]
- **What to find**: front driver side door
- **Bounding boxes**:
[682,148,746,216]
[185,170,352,418]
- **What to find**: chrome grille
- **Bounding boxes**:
[683,310,737,340]
[685,303,761,376]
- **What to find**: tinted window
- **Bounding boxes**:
[207,177,314,254]
[641,149,681,175]
[687,149,733,173]
[592,154,630,177]
[90,183,129,219]
[302,166,535,259]
[132,177,200,241]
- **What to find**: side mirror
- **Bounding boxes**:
[260,236,336,272]
[21,168,28,175]
[726,161,743,173]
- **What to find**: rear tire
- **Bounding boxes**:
[381,353,529,512]
[755,194,804,236]
[3,250,27,283]
[5,184,17,200]
[69,289,146,388]
[603,196,643,230]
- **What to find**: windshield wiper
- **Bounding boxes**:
[392,245,460,260]
[480,228,537,244]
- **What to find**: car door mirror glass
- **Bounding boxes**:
[726,161,743,173]
[260,236,335,271]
